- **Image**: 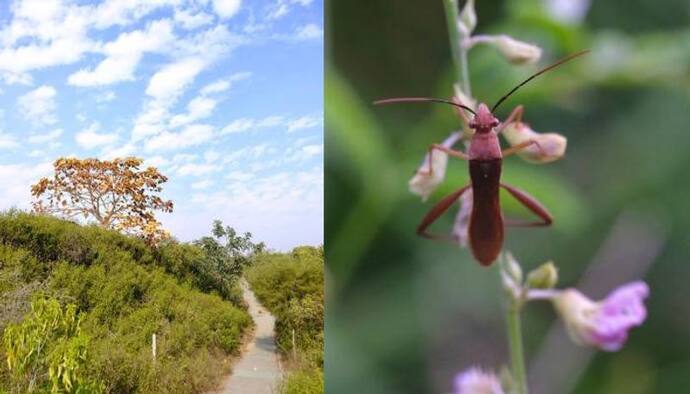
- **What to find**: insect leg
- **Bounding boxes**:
[495,105,524,134]
[500,183,553,227]
[417,184,471,239]
[417,144,469,175]
[501,139,545,158]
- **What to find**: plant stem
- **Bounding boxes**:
[459,42,471,97]
[442,0,471,96]
[506,300,528,394]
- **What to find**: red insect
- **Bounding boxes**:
[376,51,588,266]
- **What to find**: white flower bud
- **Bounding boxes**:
[501,122,567,163]
[492,35,542,65]
[453,84,477,110]
[409,132,462,201]
[452,189,473,247]
[458,0,477,36]
[504,252,523,285]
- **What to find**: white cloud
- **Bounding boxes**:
[221,114,322,134]
[222,143,273,165]
[287,115,322,132]
[0,161,54,210]
[204,149,221,163]
[144,124,215,152]
[0,132,18,149]
[213,0,242,19]
[169,96,217,128]
[174,8,214,30]
[146,57,206,101]
[75,122,118,149]
[267,0,314,20]
[95,91,116,103]
[200,71,251,95]
[295,24,323,40]
[68,19,175,87]
[200,80,231,95]
[226,170,253,181]
[0,0,204,83]
[89,0,179,29]
[257,116,284,128]
[177,167,324,248]
[192,179,213,189]
[28,129,63,144]
[144,155,170,168]
[0,1,94,82]
[18,85,57,126]
[131,25,241,142]
[101,142,137,159]
[221,118,256,134]
[302,144,323,157]
[177,163,220,176]
[131,100,169,141]
[172,153,198,163]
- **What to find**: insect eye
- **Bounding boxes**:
[491,120,499,128]
[469,121,477,129]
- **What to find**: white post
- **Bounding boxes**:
[291,329,297,361]
[152,333,157,362]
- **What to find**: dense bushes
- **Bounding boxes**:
[0,211,251,393]
[0,210,243,303]
[245,246,324,392]
[3,297,103,393]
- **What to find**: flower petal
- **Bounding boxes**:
[409,132,462,201]
[501,122,567,163]
[454,367,504,394]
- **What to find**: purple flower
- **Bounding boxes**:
[453,367,504,394]
[553,281,649,351]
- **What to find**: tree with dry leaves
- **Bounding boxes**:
[31,157,174,244]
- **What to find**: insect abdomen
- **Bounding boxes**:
[468,159,503,266]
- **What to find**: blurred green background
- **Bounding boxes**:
[325,0,690,393]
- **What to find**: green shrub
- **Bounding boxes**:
[279,367,324,394]
[49,261,251,393]
[3,297,103,393]
[0,211,243,305]
[245,246,324,385]
[0,212,253,393]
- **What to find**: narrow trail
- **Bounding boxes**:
[216,280,282,394]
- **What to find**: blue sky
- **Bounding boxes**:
[0,0,323,250]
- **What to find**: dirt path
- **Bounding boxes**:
[216,280,282,394]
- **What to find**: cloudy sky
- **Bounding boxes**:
[0,0,323,250]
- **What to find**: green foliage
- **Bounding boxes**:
[245,245,324,390]
[279,367,324,394]
[0,212,252,393]
[3,297,103,393]
[246,246,324,393]
[186,219,267,304]
[0,211,243,304]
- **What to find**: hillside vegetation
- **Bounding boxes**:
[245,246,324,393]
[0,211,251,393]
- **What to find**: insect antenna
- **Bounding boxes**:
[491,50,590,113]
[374,97,476,116]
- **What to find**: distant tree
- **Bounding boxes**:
[291,245,324,262]
[253,241,267,255]
[30,157,173,244]
[211,219,260,261]
[194,220,262,282]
